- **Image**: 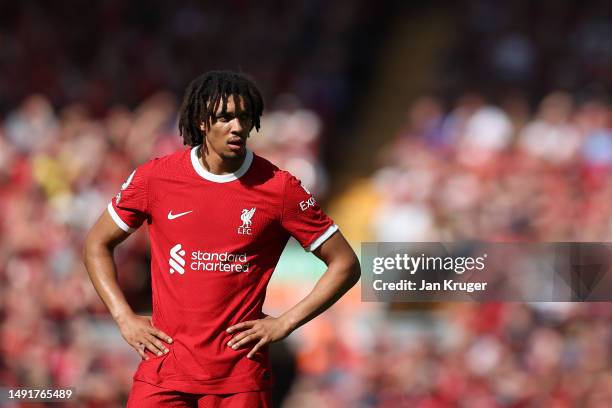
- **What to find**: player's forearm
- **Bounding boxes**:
[83,242,134,321]
[279,256,360,332]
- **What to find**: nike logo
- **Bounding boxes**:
[168,210,193,220]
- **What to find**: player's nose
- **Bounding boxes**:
[230,118,247,136]
[232,117,243,130]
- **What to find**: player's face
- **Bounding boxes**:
[200,95,253,161]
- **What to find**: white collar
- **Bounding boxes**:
[190,145,253,183]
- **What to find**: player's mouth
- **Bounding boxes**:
[227,137,245,152]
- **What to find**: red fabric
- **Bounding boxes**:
[127,380,271,408]
[109,146,335,394]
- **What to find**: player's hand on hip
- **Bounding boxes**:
[226,316,291,359]
[116,313,173,360]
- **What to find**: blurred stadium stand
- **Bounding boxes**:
[1,1,611,407]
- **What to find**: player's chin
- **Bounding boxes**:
[223,146,245,158]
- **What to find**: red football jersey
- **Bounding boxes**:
[108,146,337,394]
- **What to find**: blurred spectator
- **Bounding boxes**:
[518,92,581,164]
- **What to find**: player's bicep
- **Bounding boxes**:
[85,210,132,249]
[312,230,355,267]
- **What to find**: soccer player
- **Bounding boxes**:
[83,71,360,407]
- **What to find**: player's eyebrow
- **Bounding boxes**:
[216,106,246,117]
[214,108,234,117]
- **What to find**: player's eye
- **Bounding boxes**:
[216,114,232,122]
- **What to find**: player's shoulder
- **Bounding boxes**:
[250,153,295,185]
[136,147,191,178]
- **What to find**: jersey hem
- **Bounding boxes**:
[133,370,273,394]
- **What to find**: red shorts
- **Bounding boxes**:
[127,380,272,408]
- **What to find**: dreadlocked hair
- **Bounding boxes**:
[178,70,264,147]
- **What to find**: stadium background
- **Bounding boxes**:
[1,1,611,407]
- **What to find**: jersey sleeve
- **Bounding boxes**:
[107,163,151,233]
[280,173,338,251]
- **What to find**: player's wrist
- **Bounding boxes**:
[277,314,298,334]
[112,308,135,325]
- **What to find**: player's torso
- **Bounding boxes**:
[151,179,284,256]
[143,157,288,313]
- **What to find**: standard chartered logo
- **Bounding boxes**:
[169,243,186,275]
[168,244,249,275]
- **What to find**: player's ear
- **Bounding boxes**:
[199,121,207,134]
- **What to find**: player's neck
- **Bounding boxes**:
[199,145,245,175]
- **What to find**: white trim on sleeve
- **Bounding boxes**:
[107,203,136,233]
[307,224,339,252]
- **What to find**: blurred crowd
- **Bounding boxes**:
[0,0,387,123]
[318,4,612,398]
[444,0,612,101]
[281,90,611,406]
[371,91,611,242]
[286,303,611,407]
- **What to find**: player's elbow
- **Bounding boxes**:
[339,253,361,288]
[348,256,361,287]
